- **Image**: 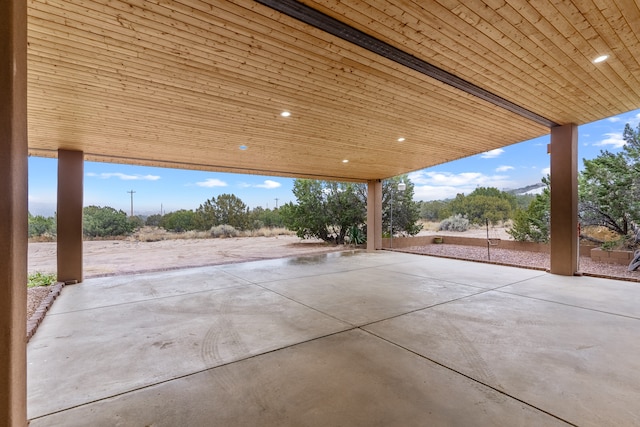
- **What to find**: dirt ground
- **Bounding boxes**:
[27,236,348,320]
[28,235,346,277]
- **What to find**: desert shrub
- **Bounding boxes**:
[27,272,57,288]
[28,212,56,238]
[196,194,250,231]
[145,214,162,227]
[508,177,550,243]
[439,214,469,232]
[132,226,210,241]
[448,187,516,225]
[346,225,366,245]
[160,209,198,232]
[83,206,134,237]
[210,224,239,238]
[242,227,294,237]
[128,215,145,230]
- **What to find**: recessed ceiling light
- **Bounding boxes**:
[397,137,405,142]
[593,55,608,63]
[280,111,291,117]
[342,159,349,163]
[239,145,248,151]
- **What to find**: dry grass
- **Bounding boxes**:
[241,227,294,238]
[28,234,57,243]
[582,225,620,242]
[130,226,294,242]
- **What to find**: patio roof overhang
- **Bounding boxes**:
[26,0,640,181]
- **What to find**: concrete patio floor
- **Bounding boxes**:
[27,251,640,426]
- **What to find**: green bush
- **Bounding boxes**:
[507,177,550,243]
[28,272,57,288]
[448,187,516,225]
[83,206,134,237]
[160,209,198,232]
[439,214,469,232]
[346,225,366,245]
[28,212,56,238]
[145,214,162,227]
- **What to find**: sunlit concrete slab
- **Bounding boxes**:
[378,256,547,289]
[28,283,350,418]
[261,267,483,326]
[499,273,640,319]
[29,330,568,427]
[27,251,640,426]
[365,291,640,427]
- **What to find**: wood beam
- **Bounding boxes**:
[255,0,558,128]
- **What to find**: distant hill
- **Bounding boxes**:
[506,183,545,196]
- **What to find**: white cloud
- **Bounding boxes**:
[594,132,626,149]
[495,165,514,172]
[541,167,550,176]
[195,178,227,188]
[86,172,160,181]
[408,170,515,201]
[608,116,621,123]
[255,180,281,189]
[480,148,505,159]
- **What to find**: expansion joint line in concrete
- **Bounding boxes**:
[361,328,578,427]
[28,327,360,422]
[495,290,640,322]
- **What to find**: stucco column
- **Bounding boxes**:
[550,124,579,275]
[57,150,84,283]
[367,180,382,251]
[0,0,28,424]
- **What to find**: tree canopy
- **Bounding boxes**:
[448,187,517,225]
[83,205,134,237]
[280,180,367,244]
[281,177,421,244]
[195,193,249,231]
[507,176,550,243]
[579,122,640,244]
[382,176,422,237]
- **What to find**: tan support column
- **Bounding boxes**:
[0,0,28,424]
[57,150,84,283]
[550,124,578,275]
[367,180,382,251]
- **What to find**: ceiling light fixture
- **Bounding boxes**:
[239,145,248,151]
[280,111,291,117]
[593,55,608,63]
[397,137,405,142]
[342,159,349,163]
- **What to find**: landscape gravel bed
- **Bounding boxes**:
[400,244,640,282]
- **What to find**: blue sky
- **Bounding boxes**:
[28,108,640,217]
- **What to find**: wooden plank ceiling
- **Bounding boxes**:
[27,0,640,181]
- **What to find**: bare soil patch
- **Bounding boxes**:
[27,235,348,320]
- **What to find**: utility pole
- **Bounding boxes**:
[275,198,279,209]
[127,190,136,217]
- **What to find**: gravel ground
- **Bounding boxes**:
[27,287,52,319]
[399,244,640,282]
